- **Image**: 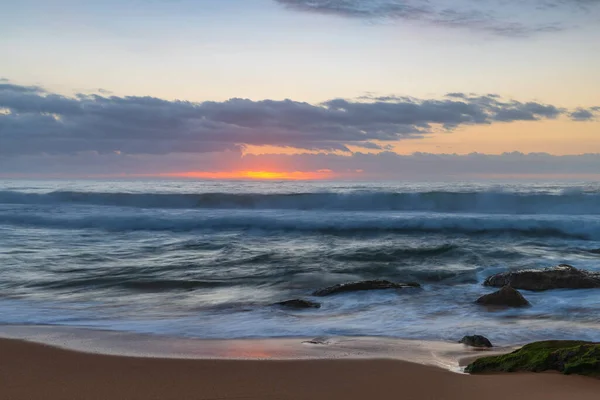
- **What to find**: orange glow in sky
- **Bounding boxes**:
[159,170,334,180]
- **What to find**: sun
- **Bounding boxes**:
[240,170,327,180]
[158,170,334,180]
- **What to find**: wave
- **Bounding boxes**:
[2,190,600,214]
[1,210,598,239]
[332,244,459,262]
[23,266,481,294]
[27,277,231,292]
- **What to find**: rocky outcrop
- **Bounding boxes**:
[275,299,321,309]
[312,280,420,297]
[476,286,530,307]
[465,340,600,377]
[484,264,600,291]
[459,335,493,348]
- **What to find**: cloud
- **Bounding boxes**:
[569,107,600,121]
[3,150,600,179]
[0,83,45,94]
[275,0,600,37]
[254,151,600,178]
[0,82,594,157]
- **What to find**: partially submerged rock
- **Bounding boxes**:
[465,340,600,377]
[476,286,530,308]
[484,264,600,291]
[303,337,330,345]
[275,299,321,309]
[312,280,420,297]
[459,335,493,348]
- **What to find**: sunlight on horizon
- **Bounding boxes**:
[157,170,336,180]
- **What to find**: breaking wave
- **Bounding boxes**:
[2,189,600,214]
[1,210,598,239]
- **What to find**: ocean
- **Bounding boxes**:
[1,179,599,346]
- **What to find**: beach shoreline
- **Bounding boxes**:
[0,324,515,370]
[1,334,599,400]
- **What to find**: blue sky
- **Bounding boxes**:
[1,0,599,178]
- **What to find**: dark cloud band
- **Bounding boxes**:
[0,82,597,156]
[275,0,600,37]
[2,151,600,179]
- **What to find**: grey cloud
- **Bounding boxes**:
[569,107,599,121]
[0,83,593,157]
[276,0,430,19]
[0,83,45,95]
[541,0,600,9]
[492,102,562,121]
[275,0,600,36]
[241,151,600,178]
[3,151,600,179]
[445,93,468,99]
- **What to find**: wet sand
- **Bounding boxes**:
[1,338,599,400]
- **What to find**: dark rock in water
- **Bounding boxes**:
[303,337,330,345]
[484,264,600,291]
[476,286,530,307]
[465,340,600,377]
[275,299,321,309]
[459,335,493,348]
[312,280,421,297]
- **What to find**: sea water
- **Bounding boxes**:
[0,179,599,345]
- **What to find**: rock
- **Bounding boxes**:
[484,264,600,291]
[275,299,321,309]
[312,280,420,297]
[476,286,530,307]
[459,335,493,348]
[303,337,330,345]
[465,340,600,377]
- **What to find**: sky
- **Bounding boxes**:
[1,0,600,179]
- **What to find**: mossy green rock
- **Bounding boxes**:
[466,340,600,377]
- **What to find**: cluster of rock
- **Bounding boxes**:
[275,264,599,310]
[274,279,421,309]
[476,264,600,308]
[272,264,600,377]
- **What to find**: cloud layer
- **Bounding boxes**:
[275,0,600,36]
[1,82,597,157]
[3,150,600,179]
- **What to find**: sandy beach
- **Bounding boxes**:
[1,338,598,400]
